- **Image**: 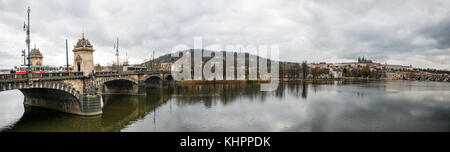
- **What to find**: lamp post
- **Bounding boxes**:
[66,39,69,73]
[21,49,26,66]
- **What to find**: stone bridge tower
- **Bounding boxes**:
[30,45,43,66]
[73,33,95,76]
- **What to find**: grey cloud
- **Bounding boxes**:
[420,16,450,49]
[1,0,450,69]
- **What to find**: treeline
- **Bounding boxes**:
[342,66,381,78]
[280,62,382,79]
[279,61,309,79]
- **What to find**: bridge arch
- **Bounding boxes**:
[96,77,140,95]
[164,74,174,81]
[144,75,163,82]
[0,81,81,99]
[144,75,163,89]
[0,81,96,115]
[94,77,138,88]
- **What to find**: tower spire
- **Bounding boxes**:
[82,25,85,39]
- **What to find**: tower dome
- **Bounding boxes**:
[73,32,94,52]
[30,47,42,56]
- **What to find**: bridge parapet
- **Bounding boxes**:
[94,70,170,76]
[0,72,85,83]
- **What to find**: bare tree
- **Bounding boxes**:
[301,61,308,79]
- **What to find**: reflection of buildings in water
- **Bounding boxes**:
[302,83,308,99]
[279,82,308,100]
[172,82,310,106]
[356,92,364,99]
[172,83,264,107]
[384,80,413,92]
[171,83,315,106]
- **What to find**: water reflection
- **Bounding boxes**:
[0,80,449,132]
[3,89,172,132]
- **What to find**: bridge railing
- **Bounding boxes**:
[0,72,84,81]
[0,73,27,80]
[94,70,170,77]
[37,72,84,78]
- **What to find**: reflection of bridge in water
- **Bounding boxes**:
[3,88,174,132]
[0,71,174,116]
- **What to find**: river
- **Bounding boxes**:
[0,80,449,132]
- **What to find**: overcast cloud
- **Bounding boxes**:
[1,0,450,70]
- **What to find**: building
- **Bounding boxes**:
[159,62,172,71]
[30,45,43,66]
[329,68,342,78]
[73,33,95,75]
[358,56,373,63]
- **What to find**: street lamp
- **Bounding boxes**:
[21,49,26,66]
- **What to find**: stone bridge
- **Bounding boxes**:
[0,71,174,116]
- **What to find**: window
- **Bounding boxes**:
[77,62,81,72]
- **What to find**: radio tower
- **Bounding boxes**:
[115,38,119,72]
[23,7,31,74]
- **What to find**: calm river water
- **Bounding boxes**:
[0,80,449,132]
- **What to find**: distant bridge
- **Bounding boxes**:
[0,71,174,116]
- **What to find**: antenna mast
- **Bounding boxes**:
[115,38,119,72]
[24,7,31,74]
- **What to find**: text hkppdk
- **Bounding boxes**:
[224,137,271,147]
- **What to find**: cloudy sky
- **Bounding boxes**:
[0,0,450,70]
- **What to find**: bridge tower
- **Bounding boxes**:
[29,44,43,66]
[73,33,95,76]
